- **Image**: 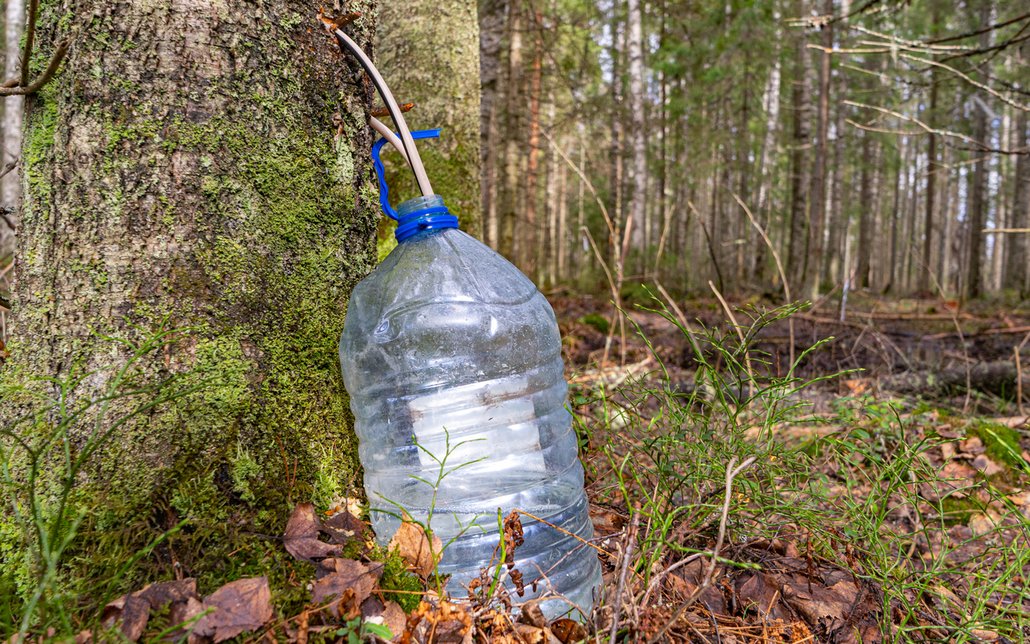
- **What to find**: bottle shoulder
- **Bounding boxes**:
[354,228,540,310]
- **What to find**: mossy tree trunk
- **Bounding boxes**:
[377,0,481,237]
[2,0,379,604]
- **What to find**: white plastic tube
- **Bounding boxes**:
[331,28,433,197]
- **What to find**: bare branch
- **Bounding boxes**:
[843,101,1029,154]
[0,40,69,97]
[926,11,1030,45]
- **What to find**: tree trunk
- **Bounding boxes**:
[498,4,522,261]
[523,44,542,277]
[856,131,874,288]
[786,13,811,288]
[478,0,507,248]
[807,0,833,295]
[626,0,647,256]
[1003,42,1028,295]
[2,0,23,208]
[2,0,379,600]
[752,8,782,282]
[378,0,481,237]
[919,71,939,294]
[965,0,993,299]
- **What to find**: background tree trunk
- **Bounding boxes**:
[2,0,379,599]
[378,0,482,237]
[1003,41,1028,295]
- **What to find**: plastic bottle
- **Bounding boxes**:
[339,193,602,617]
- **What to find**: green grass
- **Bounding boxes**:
[573,298,1030,642]
[3,297,1029,642]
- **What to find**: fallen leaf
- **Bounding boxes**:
[361,595,406,641]
[390,520,443,578]
[968,511,1001,536]
[285,502,341,561]
[324,507,366,544]
[972,454,1004,477]
[101,594,150,642]
[550,618,588,643]
[312,558,383,617]
[192,576,273,643]
[735,572,790,620]
[136,578,198,608]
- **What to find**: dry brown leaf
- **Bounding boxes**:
[390,520,442,578]
[361,596,406,641]
[323,507,366,544]
[192,576,273,643]
[101,578,200,642]
[101,594,150,642]
[550,618,587,644]
[285,502,341,561]
[312,558,383,617]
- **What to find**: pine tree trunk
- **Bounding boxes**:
[626,0,647,256]
[786,14,811,287]
[378,0,482,237]
[478,0,507,248]
[1003,42,1028,295]
[2,0,379,598]
[856,131,874,288]
[808,0,833,295]
[965,0,992,299]
[498,5,522,261]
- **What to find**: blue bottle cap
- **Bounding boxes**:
[371,129,460,242]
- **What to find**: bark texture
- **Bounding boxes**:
[1,0,379,599]
[378,0,482,237]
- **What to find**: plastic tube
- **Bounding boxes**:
[330,28,433,197]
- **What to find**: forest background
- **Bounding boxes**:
[0,0,1028,641]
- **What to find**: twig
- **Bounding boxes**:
[844,100,1026,153]
[640,553,704,607]
[654,281,703,356]
[608,509,640,644]
[647,456,757,644]
[709,280,754,386]
[1017,332,1030,418]
[733,193,795,367]
[0,40,68,97]
[21,0,40,88]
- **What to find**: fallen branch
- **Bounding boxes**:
[871,361,1029,397]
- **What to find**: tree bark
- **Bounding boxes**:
[626,0,647,256]
[786,12,811,288]
[1,0,23,207]
[856,131,874,288]
[2,0,379,599]
[498,4,522,261]
[1003,41,1028,295]
[378,0,482,237]
[478,0,507,248]
[807,0,833,295]
[965,0,993,299]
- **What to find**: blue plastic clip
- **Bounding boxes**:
[371,129,441,221]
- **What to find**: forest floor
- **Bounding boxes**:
[549,291,1030,643]
[14,292,1030,643]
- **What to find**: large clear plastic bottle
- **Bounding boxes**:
[340,195,602,617]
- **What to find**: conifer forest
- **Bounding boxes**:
[0,1,1029,642]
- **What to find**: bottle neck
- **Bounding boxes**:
[395,195,459,242]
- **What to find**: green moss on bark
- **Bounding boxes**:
[1,1,382,621]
